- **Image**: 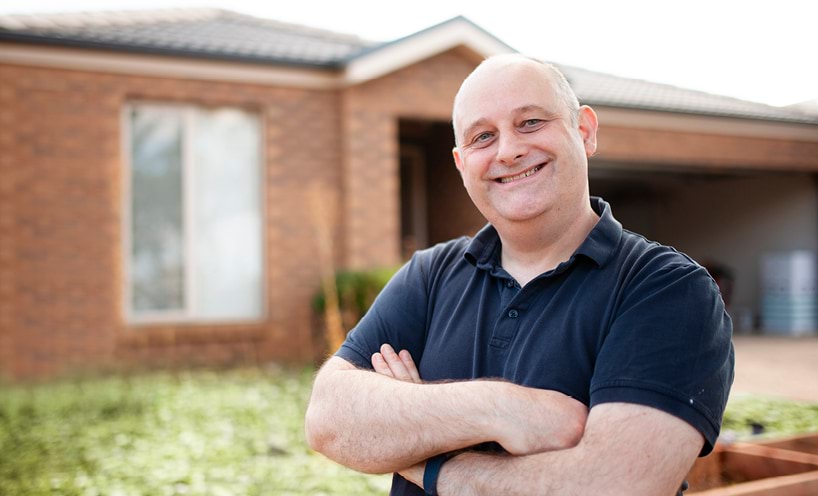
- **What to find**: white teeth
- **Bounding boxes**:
[499,165,542,183]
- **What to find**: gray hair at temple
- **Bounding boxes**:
[451,54,581,146]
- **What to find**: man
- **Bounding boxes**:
[305,54,734,495]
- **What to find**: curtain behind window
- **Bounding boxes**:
[128,104,263,321]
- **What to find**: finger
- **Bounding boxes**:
[399,349,422,383]
[380,344,413,382]
[371,353,394,378]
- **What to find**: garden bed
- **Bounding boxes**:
[688,433,818,494]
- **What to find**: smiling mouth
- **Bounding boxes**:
[497,164,544,184]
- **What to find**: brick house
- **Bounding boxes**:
[1,9,817,380]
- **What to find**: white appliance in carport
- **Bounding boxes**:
[761,250,818,336]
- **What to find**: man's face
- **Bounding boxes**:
[452,60,597,227]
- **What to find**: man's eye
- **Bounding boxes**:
[473,132,492,143]
[522,119,542,127]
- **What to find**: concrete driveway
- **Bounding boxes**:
[731,335,818,402]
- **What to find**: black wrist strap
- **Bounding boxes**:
[423,453,450,496]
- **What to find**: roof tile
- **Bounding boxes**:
[0,8,374,66]
[559,64,818,124]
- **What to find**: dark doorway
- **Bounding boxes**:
[399,119,486,259]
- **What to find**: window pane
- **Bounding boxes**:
[191,108,263,319]
[130,107,185,313]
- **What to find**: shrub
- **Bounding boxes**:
[312,267,398,330]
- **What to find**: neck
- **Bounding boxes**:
[497,197,599,286]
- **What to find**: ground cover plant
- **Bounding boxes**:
[1,367,816,495]
[0,367,391,496]
[722,393,818,438]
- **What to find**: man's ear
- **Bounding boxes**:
[578,105,599,157]
[452,146,465,176]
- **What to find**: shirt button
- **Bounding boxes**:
[506,280,515,288]
[508,309,518,318]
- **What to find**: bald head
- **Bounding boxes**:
[452,54,580,147]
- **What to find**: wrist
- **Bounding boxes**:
[481,381,519,444]
[434,452,477,496]
[423,453,451,496]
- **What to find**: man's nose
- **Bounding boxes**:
[496,133,527,166]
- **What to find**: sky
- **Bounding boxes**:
[2,0,816,107]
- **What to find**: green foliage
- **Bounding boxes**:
[312,267,398,323]
[722,394,818,438]
[0,368,391,496]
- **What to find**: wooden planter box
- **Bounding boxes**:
[688,433,818,495]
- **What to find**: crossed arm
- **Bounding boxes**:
[305,345,704,495]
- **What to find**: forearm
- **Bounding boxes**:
[439,446,618,496]
[439,450,569,496]
[431,403,702,496]
[437,448,668,496]
[305,358,502,473]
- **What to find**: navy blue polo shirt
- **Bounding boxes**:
[337,197,734,494]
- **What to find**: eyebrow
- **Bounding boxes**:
[460,118,489,145]
[459,105,562,144]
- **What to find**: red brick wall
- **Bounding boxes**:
[341,51,478,269]
[1,65,124,380]
[0,48,483,380]
[0,65,16,379]
[0,62,347,380]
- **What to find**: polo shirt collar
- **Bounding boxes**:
[578,197,623,268]
[464,196,623,270]
[464,223,501,270]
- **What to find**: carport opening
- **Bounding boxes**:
[590,162,818,334]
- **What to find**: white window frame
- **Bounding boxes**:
[121,101,267,325]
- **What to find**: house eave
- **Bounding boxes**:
[594,106,818,143]
[342,16,515,84]
[0,40,341,89]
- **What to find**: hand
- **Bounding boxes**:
[371,345,426,489]
[372,344,422,383]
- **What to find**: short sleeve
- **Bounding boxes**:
[590,261,735,456]
[334,251,431,370]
